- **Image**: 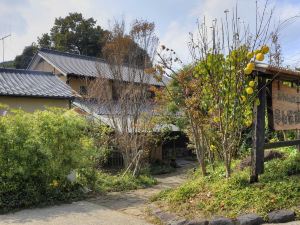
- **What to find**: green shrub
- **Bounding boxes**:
[93,171,157,193]
[0,108,97,213]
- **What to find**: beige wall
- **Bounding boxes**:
[34,60,67,82]
[68,77,92,94]
[32,59,116,99]
[0,96,70,112]
[33,60,92,96]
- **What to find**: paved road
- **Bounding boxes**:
[0,201,151,225]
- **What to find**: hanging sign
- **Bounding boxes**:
[272,80,300,130]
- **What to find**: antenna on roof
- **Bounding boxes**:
[0,34,12,67]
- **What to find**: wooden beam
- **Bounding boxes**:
[250,77,266,183]
[255,71,300,82]
[264,139,300,149]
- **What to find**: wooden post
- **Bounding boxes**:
[297,130,300,152]
[266,82,274,132]
[250,77,266,183]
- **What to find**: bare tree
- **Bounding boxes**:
[269,32,283,66]
[88,20,159,176]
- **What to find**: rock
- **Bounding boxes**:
[236,214,264,225]
[152,209,175,222]
[209,217,234,225]
[268,210,295,223]
[152,208,186,225]
[239,150,284,170]
[67,170,76,182]
[185,219,209,225]
[167,218,188,225]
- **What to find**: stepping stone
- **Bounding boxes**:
[268,210,295,223]
[236,213,264,225]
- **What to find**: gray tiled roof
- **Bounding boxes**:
[31,48,168,86]
[73,99,155,115]
[0,68,74,99]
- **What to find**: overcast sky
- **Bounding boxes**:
[0,0,300,67]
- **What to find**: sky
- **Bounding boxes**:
[0,0,300,67]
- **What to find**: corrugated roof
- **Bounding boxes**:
[30,48,168,86]
[0,68,74,99]
[255,63,300,80]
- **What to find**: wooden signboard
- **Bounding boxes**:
[272,80,300,130]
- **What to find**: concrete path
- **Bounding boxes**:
[0,159,195,225]
[0,201,151,225]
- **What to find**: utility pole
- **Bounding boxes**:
[0,34,11,66]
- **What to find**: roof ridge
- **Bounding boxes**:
[39,48,106,62]
[0,68,53,75]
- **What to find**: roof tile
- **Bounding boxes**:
[35,48,168,86]
[0,68,74,99]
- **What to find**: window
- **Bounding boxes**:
[79,86,88,96]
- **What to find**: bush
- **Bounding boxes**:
[0,108,97,213]
[92,171,157,192]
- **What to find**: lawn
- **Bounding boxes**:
[151,147,300,219]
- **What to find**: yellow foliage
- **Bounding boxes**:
[247,52,254,59]
[51,180,59,188]
[245,120,252,127]
[240,95,246,102]
[213,117,220,123]
[254,49,261,55]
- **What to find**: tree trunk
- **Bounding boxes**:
[225,155,231,178]
[200,152,207,176]
[283,131,287,141]
[133,150,142,177]
[297,130,300,152]
[195,144,207,176]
